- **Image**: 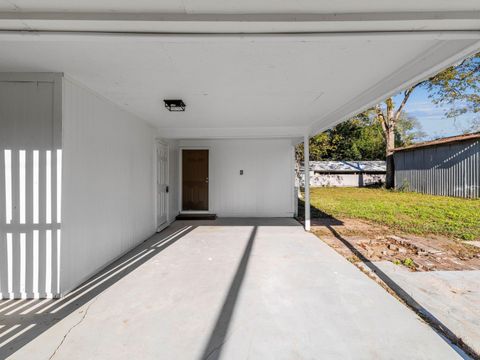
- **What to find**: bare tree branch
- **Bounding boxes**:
[394,87,416,122]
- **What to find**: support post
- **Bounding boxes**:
[304,135,310,231]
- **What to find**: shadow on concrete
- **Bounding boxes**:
[0,225,196,359]
[297,193,476,358]
[199,226,257,360]
[296,198,343,227]
[324,224,478,359]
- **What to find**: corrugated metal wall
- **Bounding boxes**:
[394,139,480,198]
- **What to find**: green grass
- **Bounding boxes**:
[307,187,480,240]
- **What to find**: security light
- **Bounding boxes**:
[164,99,186,112]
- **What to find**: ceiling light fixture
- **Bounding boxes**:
[164,99,186,112]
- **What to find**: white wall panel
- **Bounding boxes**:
[0,74,62,298]
[166,139,179,223]
[178,139,294,217]
[61,78,156,294]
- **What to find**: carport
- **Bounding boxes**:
[1,0,480,299]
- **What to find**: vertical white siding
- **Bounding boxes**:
[166,139,179,223]
[178,139,294,217]
[0,74,62,298]
[61,78,156,294]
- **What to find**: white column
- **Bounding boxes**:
[304,134,310,231]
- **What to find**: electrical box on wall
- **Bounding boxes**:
[240,170,244,175]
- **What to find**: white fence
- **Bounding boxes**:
[0,149,61,299]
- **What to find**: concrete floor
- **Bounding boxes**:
[0,218,463,359]
[372,261,480,356]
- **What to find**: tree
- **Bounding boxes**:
[371,52,479,188]
[395,116,426,147]
[295,112,422,163]
[426,52,480,118]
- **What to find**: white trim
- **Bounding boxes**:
[0,11,478,23]
[158,126,307,140]
[178,147,212,214]
[156,218,174,234]
[291,145,297,216]
[1,12,480,35]
[155,139,170,231]
[0,72,63,82]
[0,31,479,42]
[304,134,310,231]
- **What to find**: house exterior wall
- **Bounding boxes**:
[0,73,62,298]
[61,78,157,294]
[178,139,295,217]
[160,138,180,226]
[394,139,480,198]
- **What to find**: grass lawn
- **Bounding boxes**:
[306,187,480,240]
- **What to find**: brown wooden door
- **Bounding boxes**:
[182,149,209,211]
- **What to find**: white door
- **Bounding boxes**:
[156,142,169,230]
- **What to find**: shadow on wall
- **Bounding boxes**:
[0,225,196,358]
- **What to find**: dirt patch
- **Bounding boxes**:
[307,217,480,271]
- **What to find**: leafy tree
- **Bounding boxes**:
[296,112,423,162]
[395,116,426,148]
[367,52,479,188]
[426,52,480,118]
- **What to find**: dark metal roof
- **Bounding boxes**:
[394,132,480,152]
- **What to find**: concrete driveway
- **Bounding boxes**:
[1,218,462,359]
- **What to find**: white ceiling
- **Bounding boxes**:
[0,0,479,138]
[0,33,479,138]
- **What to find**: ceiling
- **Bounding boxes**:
[0,33,478,138]
[0,0,479,138]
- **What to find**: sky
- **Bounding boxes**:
[392,86,477,141]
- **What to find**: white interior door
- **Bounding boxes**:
[156,142,169,230]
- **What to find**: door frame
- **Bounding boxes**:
[155,139,170,232]
[179,146,212,214]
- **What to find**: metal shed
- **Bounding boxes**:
[394,133,480,198]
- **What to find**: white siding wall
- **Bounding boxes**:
[178,139,295,217]
[0,74,62,298]
[166,140,179,223]
[61,78,156,294]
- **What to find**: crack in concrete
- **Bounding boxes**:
[48,297,98,360]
